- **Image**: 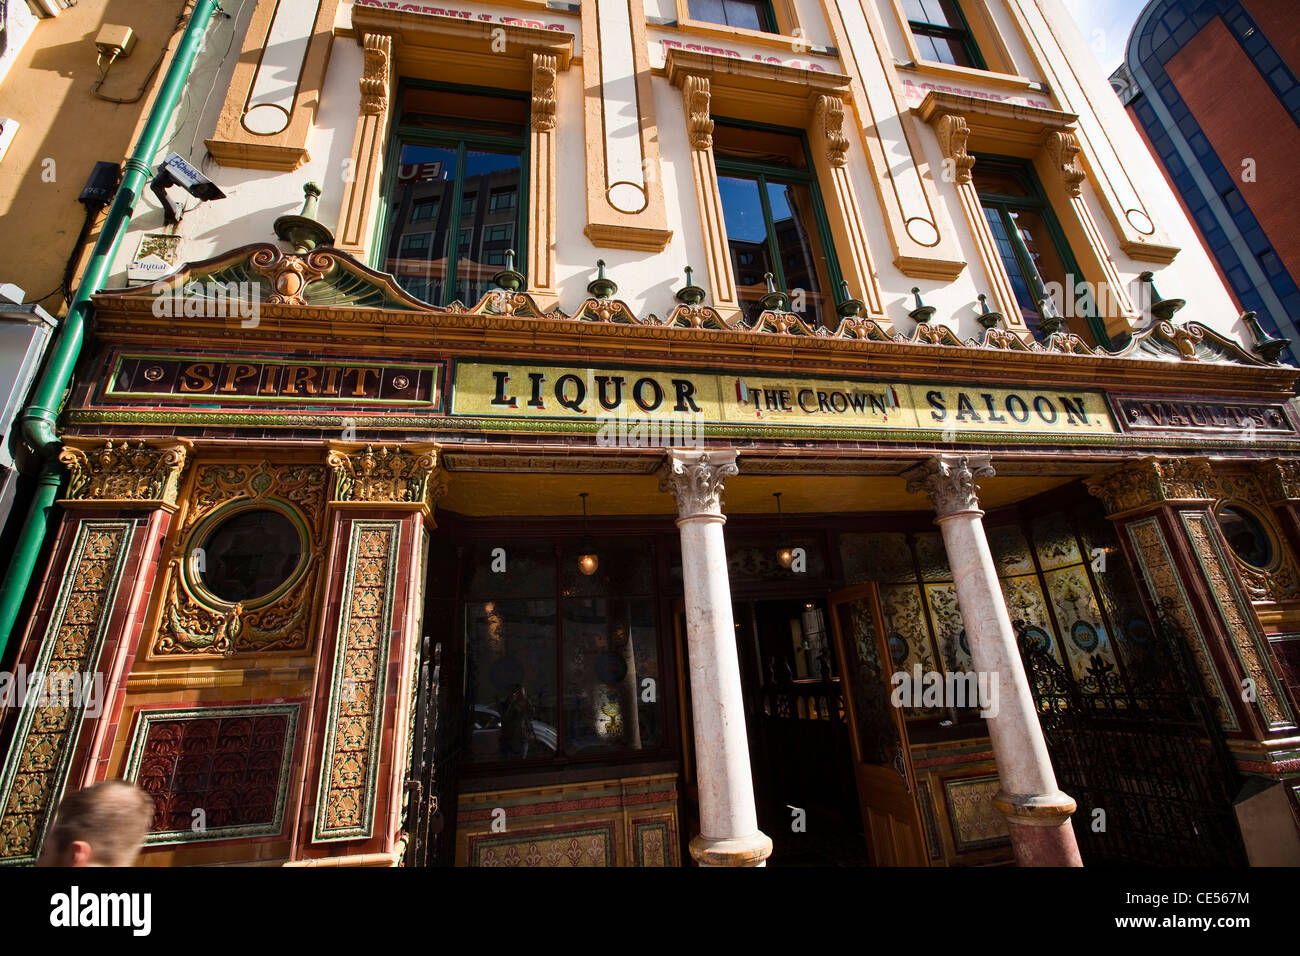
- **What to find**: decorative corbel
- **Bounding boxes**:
[1044,130,1086,198]
[360,33,392,115]
[815,94,849,168]
[683,73,713,151]
[531,52,558,131]
[934,113,974,186]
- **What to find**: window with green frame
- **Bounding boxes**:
[687,0,777,33]
[713,121,844,327]
[902,0,986,70]
[973,157,1108,347]
[379,84,529,306]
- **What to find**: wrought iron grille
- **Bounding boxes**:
[1015,616,1247,867]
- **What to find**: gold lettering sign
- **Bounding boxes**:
[452,361,1118,437]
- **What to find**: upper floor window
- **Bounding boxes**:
[713,122,841,327]
[903,0,986,69]
[974,158,1105,346]
[687,0,777,33]
[381,85,528,306]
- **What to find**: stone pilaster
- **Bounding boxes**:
[0,439,190,864]
[904,454,1082,867]
[658,449,771,867]
[294,444,445,864]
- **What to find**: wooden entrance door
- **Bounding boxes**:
[827,584,929,866]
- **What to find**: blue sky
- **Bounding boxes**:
[1061,0,1146,74]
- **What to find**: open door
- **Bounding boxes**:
[828,583,929,866]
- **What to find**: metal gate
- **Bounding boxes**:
[1016,616,1247,867]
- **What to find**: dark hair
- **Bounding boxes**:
[45,780,157,866]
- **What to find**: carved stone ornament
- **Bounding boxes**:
[250,246,336,305]
[658,449,739,517]
[59,439,192,506]
[903,454,995,517]
[1253,459,1300,503]
[1044,130,1085,198]
[532,52,558,131]
[934,113,974,186]
[1086,457,1212,515]
[360,33,392,115]
[682,73,714,151]
[816,94,849,168]
[327,443,444,509]
[155,460,329,657]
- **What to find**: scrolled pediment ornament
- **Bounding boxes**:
[250,247,336,305]
[59,439,191,506]
[903,454,995,517]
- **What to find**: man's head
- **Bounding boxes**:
[38,780,157,867]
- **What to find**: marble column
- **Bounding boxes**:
[659,449,771,867]
[904,454,1082,867]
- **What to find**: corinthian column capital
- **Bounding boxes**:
[903,454,995,517]
[659,449,738,519]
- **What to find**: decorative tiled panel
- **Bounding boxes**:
[943,774,1010,853]
[1125,516,1237,730]
[456,774,679,867]
[0,520,133,865]
[313,520,400,841]
[471,822,616,867]
[123,704,300,844]
[1181,511,1295,731]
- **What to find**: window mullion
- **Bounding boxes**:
[756,174,789,294]
[444,141,468,307]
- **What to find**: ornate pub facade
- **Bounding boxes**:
[1,0,1298,867]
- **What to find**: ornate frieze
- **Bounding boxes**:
[314,519,400,841]
[153,461,328,657]
[360,33,392,115]
[58,439,191,507]
[0,521,134,864]
[658,449,738,517]
[1086,457,1212,516]
[904,455,995,517]
[326,443,445,513]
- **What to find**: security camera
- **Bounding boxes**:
[150,152,226,225]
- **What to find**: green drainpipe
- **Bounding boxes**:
[0,0,222,658]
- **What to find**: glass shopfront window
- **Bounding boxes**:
[381,85,528,307]
[461,538,661,769]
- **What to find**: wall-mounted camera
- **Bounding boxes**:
[149,152,226,225]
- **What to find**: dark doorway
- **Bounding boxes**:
[738,598,869,866]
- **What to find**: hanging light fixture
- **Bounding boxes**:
[578,492,599,575]
[774,492,795,569]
